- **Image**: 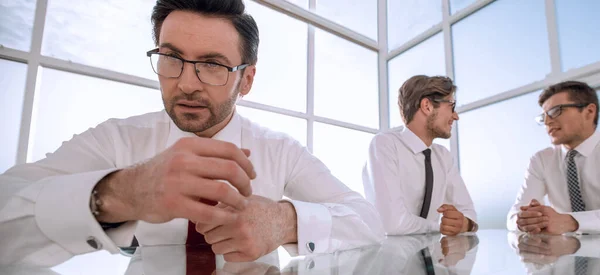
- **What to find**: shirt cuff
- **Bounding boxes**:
[570,212,600,234]
[34,169,134,254]
[285,199,332,255]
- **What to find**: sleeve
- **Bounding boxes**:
[568,210,600,234]
[506,153,548,231]
[0,122,137,267]
[444,150,478,230]
[362,134,438,235]
[282,140,385,255]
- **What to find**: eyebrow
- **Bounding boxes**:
[158,42,233,65]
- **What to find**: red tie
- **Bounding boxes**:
[186,199,217,274]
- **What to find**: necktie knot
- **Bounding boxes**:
[423,148,431,159]
[567,150,578,160]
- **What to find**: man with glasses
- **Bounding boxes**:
[508,81,600,235]
[362,75,478,236]
[0,0,384,265]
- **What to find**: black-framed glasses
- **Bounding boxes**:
[432,98,457,113]
[535,103,589,125]
[146,48,249,86]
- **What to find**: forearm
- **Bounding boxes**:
[94,169,138,223]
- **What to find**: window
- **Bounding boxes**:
[388,33,445,128]
[42,0,156,79]
[314,28,379,128]
[0,59,27,173]
[458,91,550,229]
[236,106,307,146]
[449,0,477,15]
[243,1,308,112]
[313,123,373,196]
[0,0,36,51]
[452,0,550,105]
[29,68,164,162]
[555,0,600,72]
[315,0,377,40]
[387,0,442,50]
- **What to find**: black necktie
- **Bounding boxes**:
[420,149,433,219]
[420,247,436,275]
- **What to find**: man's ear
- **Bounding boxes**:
[239,65,256,97]
[419,97,434,116]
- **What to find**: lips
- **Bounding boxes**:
[176,101,207,108]
[548,128,560,135]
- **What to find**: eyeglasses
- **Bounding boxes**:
[535,103,588,125]
[432,98,457,113]
[146,48,249,86]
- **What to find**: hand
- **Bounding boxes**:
[517,234,580,265]
[196,195,298,262]
[437,204,469,236]
[96,137,255,225]
[517,199,548,233]
[523,203,579,235]
[438,236,470,267]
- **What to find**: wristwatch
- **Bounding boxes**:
[90,188,125,230]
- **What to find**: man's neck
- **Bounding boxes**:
[194,111,235,138]
[406,123,433,147]
[563,127,595,150]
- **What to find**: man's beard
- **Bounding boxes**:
[427,111,451,139]
[164,88,239,133]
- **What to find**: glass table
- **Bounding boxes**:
[2,230,599,274]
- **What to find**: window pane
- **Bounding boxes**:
[0,59,27,173]
[313,123,373,196]
[42,0,156,79]
[387,0,442,50]
[29,68,164,162]
[434,137,450,151]
[236,106,307,146]
[243,1,307,112]
[452,1,550,105]
[315,0,377,41]
[449,0,477,15]
[388,33,445,128]
[0,0,35,51]
[314,29,379,128]
[458,91,550,229]
[555,0,600,72]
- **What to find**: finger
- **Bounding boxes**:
[530,199,541,206]
[438,204,457,212]
[441,225,460,236]
[181,177,248,211]
[517,216,549,226]
[176,198,239,225]
[518,210,543,218]
[186,156,253,200]
[518,243,550,255]
[441,210,464,219]
[195,223,219,235]
[241,148,251,157]
[520,205,530,211]
[521,222,548,233]
[441,217,463,228]
[176,138,256,189]
[223,252,256,262]
[211,238,240,255]
[204,225,236,245]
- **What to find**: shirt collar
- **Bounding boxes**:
[400,126,430,155]
[166,110,242,148]
[561,130,600,158]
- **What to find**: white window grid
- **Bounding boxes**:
[1,0,600,167]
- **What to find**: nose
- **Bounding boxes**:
[453,112,459,121]
[177,62,204,94]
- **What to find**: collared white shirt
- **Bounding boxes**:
[0,109,384,266]
[362,126,477,235]
[507,131,600,233]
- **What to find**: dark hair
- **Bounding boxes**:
[539,80,598,126]
[151,0,259,65]
[398,75,456,124]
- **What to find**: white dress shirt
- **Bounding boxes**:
[0,109,384,266]
[362,126,477,235]
[507,131,600,233]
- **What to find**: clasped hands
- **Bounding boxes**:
[516,199,579,234]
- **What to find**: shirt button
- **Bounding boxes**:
[306,242,315,253]
[86,237,102,250]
